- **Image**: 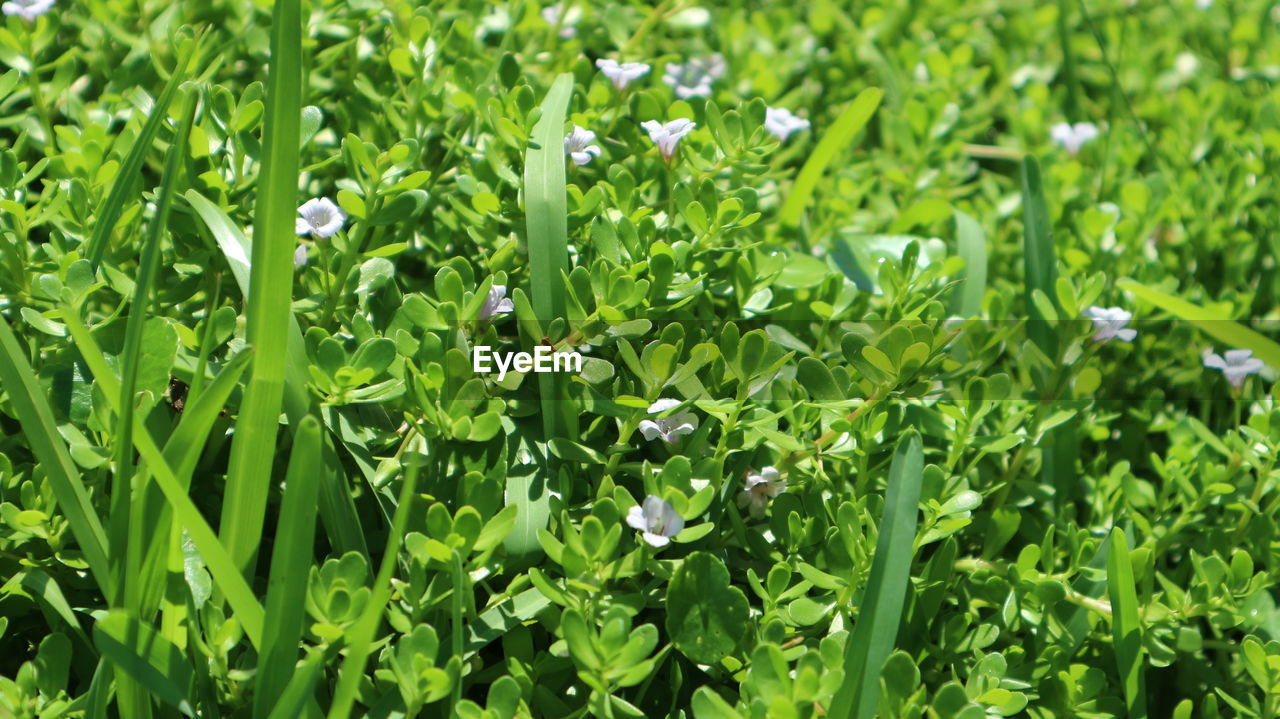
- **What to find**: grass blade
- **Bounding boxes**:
[93,611,195,717]
[949,209,988,319]
[118,87,198,617]
[220,0,305,575]
[827,432,924,719]
[780,87,883,227]
[84,34,201,268]
[1020,154,1059,359]
[61,310,266,648]
[1118,280,1280,368]
[253,416,322,718]
[515,73,576,563]
[188,189,368,558]
[0,315,111,596]
[326,452,423,719]
[1106,528,1148,719]
[526,72,573,323]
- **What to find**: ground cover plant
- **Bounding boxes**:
[3,0,1280,716]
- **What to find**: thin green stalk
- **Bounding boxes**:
[326,451,424,719]
[220,0,304,576]
[84,33,203,268]
[118,87,198,613]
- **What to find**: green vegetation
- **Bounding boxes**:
[2,0,1279,717]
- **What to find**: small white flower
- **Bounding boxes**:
[1082,306,1137,343]
[662,54,726,99]
[1195,0,1212,9]
[737,467,786,518]
[764,107,810,141]
[541,5,580,39]
[564,125,601,165]
[1174,52,1200,77]
[1203,348,1266,389]
[295,197,345,238]
[1050,121,1099,155]
[595,58,651,91]
[480,284,515,320]
[640,118,695,161]
[637,398,698,444]
[2,0,54,20]
[293,243,308,270]
[625,495,685,548]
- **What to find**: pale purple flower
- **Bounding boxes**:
[293,243,308,269]
[764,107,810,141]
[1203,349,1265,389]
[2,0,54,20]
[641,118,695,161]
[737,466,786,518]
[564,125,601,165]
[295,197,345,238]
[662,54,726,99]
[637,398,697,444]
[596,59,650,91]
[625,495,685,548]
[541,5,579,38]
[480,285,514,320]
[1050,122,1099,155]
[1082,306,1137,343]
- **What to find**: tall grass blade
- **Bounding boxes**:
[827,432,923,719]
[61,310,266,648]
[118,87,198,615]
[84,35,201,268]
[220,0,305,575]
[187,189,367,558]
[1107,528,1148,719]
[253,416,322,719]
[93,611,195,717]
[780,87,883,227]
[0,315,111,596]
[1019,154,1059,358]
[326,452,423,719]
[526,73,573,323]
[949,209,988,319]
[514,73,575,562]
[1118,280,1280,368]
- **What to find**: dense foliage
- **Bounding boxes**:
[2,0,1280,717]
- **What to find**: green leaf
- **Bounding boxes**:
[691,687,744,719]
[666,552,750,665]
[949,209,987,318]
[1020,155,1059,358]
[0,315,111,596]
[512,72,577,563]
[1107,528,1148,719]
[1118,280,1280,369]
[827,432,923,719]
[253,416,323,718]
[780,87,883,227]
[93,611,195,717]
[220,0,305,575]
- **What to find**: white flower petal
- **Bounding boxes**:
[647,398,682,414]
[642,532,670,547]
[637,420,663,441]
[626,505,648,531]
